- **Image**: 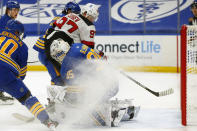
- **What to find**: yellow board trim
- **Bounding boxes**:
[120,66,180,73]
[27,65,180,73]
[27,65,47,71]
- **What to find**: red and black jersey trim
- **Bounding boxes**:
[81,40,95,49]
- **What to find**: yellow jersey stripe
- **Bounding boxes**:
[38,39,45,43]
[20,71,27,75]
[53,66,60,76]
[20,67,27,74]
[36,41,45,47]
[19,73,26,76]
[35,108,45,117]
[35,43,45,49]
[0,53,20,72]
[30,102,40,112]
[21,66,27,70]
[32,105,43,115]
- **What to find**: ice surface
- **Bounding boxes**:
[0,71,196,131]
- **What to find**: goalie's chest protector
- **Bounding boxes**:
[60,43,100,81]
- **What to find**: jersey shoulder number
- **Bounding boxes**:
[54,13,80,33]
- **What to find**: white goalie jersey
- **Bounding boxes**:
[53,13,96,48]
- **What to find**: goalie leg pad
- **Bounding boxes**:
[121,106,140,121]
[111,108,126,127]
[47,85,67,103]
[110,98,140,124]
[91,111,107,126]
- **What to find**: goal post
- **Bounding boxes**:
[181,25,197,126]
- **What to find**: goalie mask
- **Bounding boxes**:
[50,38,70,64]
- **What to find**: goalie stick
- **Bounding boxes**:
[120,71,174,97]
[12,113,35,122]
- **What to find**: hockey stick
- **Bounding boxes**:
[120,71,174,97]
[12,113,35,122]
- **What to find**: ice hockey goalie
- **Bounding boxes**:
[44,38,140,127]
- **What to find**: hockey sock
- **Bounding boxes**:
[25,96,49,123]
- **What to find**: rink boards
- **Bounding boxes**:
[25,35,180,73]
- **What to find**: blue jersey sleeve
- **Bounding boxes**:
[33,35,46,53]
[33,14,65,53]
[17,43,28,80]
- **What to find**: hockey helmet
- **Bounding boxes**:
[81,3,99,22]
[64,2,81,14]
[6,1,20,9]
[6,19,26,40]
[191,1,197,9]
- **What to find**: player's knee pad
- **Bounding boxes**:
[25,96,49,123]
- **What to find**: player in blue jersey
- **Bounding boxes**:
[33,2,81,86]
[0,1,20,29]
[0,0,21,105]
[0,20,58,130]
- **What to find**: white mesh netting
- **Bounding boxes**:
[185,25,197,125]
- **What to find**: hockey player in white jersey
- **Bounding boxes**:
[53,3,99,49]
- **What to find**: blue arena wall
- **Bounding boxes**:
[0,0,194,36]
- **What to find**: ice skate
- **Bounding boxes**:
[0,91,14,105]
[43,119,59,131]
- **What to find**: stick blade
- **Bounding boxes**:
[158,88,174,97]
[12,113,35,122]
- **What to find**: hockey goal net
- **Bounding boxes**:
[181,25,197,126]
